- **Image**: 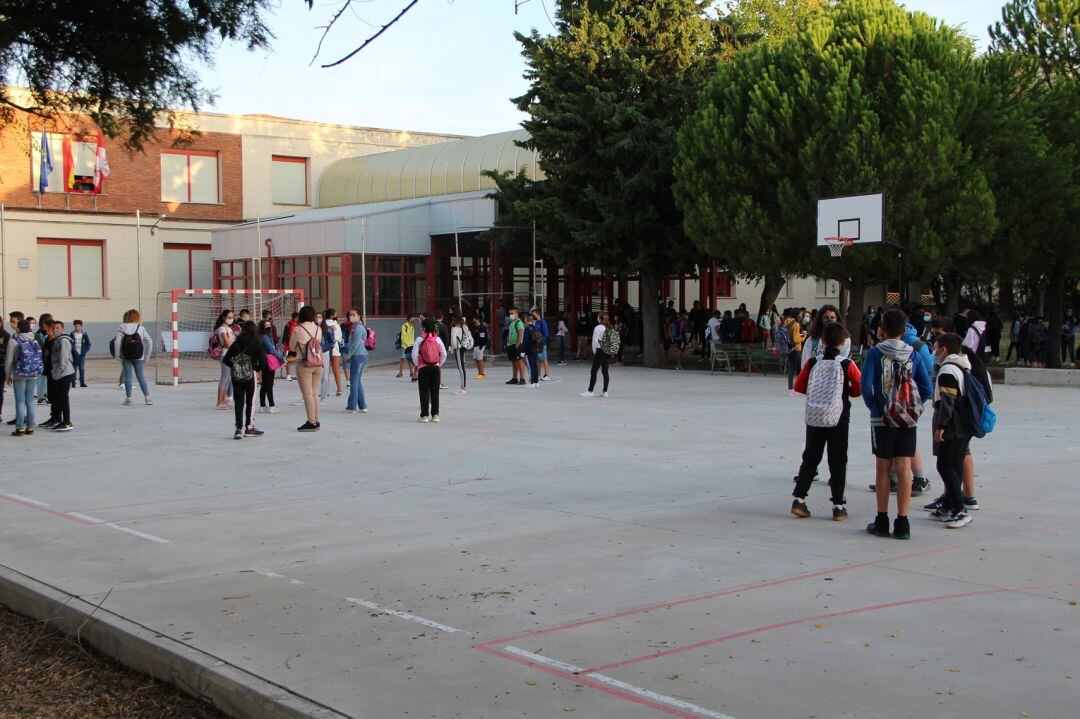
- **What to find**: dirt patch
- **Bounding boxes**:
[0,604,227,719]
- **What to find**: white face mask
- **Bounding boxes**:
[350,316,359,324]
[225,318,234,326]
[29,322,37,332]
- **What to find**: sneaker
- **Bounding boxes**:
[893,516,911,540]
[602,391,609,398]
[269,407,280,414]
[39,420,58,429]
[786,389,796,397]
[923,494,946,512]
[912,477,931,496]
[517,379,526,386]
[832,506,849,522]
[52,422,73,432]
[336,390,342,397]
[432,415,440,423]
[292,400,305,406]
[505,379,518,385]
[419,416,430,423]
[945,512,973,529]
[868,480,898,493]
[866,514,890,537]
[24,428,34,436]
[928,508,954,522]
[37,397,48,405]
[359,408,368,414]
[964,497,980,511]
[439,384,448,390]
[234,428,244,440]
[144,396,153,406]
[411,376,418,383]
[344,409,358,414]
[532,383,539,388]
[541,375,551,381]
[313,422,321,430]
[80,383,87,388]
[6,419,15,425]
[579,391,594,398]
[259,406,271,414]
[124,398,134,406]
[476,374,486,380]
[395,372,403,378]
[11,428,25,437]
[245,426,265,437]
[556,361,566,366]
[790,500,811,518]
[456,389,468,395]
[297,422,318,432]
[216,403,231,411]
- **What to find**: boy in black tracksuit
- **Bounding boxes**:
[930,333,975,528]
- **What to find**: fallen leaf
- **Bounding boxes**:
[948,668,961,673]
[527,680,537,686]
[890,630,903,638]
[814,623,825,630]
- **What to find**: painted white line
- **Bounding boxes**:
[104,523,171,544]
[2,492,51,508]
[343,597,463,635]
[67,512,104,523]
[503,646,736,719]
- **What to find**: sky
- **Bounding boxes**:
[198,0,1005,137]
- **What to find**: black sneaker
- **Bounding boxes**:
[911,477,931,496]
[893,516,911,540]
[233,428,244,440]
[790,500,811,518]
[52,422,73,432]
[297,421,318,432]
[868,480,898,493]
[39,419,58,429]
[923,494,946,512]
[517,379,526,385]
[867,514,890,537]
[505,379,518,385]
[6,419,15,426]
[832,506,848,522]
[313,422,321,430]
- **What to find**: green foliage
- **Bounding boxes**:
[726,0,831,47]
[989,0,1079,85]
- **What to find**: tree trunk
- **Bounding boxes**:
[1046,267,1065,370]
[756,273,785,326]
[639,265,661,368]
[943,272,961,316]
[846,277,866,344]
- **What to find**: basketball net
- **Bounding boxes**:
[824,237,854,258]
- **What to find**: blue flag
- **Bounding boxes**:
[39,124,52,194]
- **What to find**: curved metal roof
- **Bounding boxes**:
[317,129,543,208]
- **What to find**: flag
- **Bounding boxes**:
[93,129,110,193]
[62,135,75,191]
[38,124,52,194]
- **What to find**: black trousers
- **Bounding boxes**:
[936,436,970,515]
[786,350,801,390]
[259,369,276,407]
[51,374,73,424]
[418,365,441,417]
[588,350,610,392]
[793,416,849,504]
[233,378,255,429]
[47,375,61,421]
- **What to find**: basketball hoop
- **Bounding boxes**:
[824,236,854,258]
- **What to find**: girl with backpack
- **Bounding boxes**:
[115,309,153,407]
[288,306,324,432]
[258,320,285,414]
[343,309,369,414]
[212,310,236,410]
[449,316,470,395]
[801,305,851,369]
[411,317,446,422]
[5,319,42,435]
[223,321,266,440]
[472,317,489,380]
[0,324,8,423]
[324,308,345,397]
[317,311,334,403]
[580,312,616,398]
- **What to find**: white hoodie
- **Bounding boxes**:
[114,323,153,361]
[963,320,987,353]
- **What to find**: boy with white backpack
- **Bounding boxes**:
[790,322,862,521]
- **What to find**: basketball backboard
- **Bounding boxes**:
[817,193,885,247]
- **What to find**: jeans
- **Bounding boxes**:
[525,351,539,384]
[557,336,566,363]
[793,416,849,504]
[35,373,47,398]
[233,378,255,429]
[417,365,440,418]
[588,350,610,392]
[123,359,150,397]
[74,354,87,385]
[347,354,369,411]
[14,377,36,429]
[218,359,232,394]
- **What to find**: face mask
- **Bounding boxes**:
[924,314,931,321]
[29,322,37,332]
[350,316,359,324]
[225,318,234,325]
[803,315,810,323]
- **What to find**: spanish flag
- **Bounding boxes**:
[62,135,75,191]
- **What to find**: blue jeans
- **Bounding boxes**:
[14,377,36,429]
[558,336,566,363]
[122,359,150,397]
[347,354,369,411]
[35,373,47,398]
[525,352,539,384]
[74,354,87,385]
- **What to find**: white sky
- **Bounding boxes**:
[197,0,1004,136]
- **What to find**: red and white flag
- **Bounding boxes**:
[92,129,110,193]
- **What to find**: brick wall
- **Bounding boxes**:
[0,109,243,222]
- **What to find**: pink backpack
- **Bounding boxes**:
[418,334,441,365]
[301,327,323,368]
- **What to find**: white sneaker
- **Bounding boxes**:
[285,375,293,381]
[359,408,368,414]
[786,389,796,397]
[456,389,467,395]
[259,406,270,414]
[541,375,551,381]
[419,416,430,423]
[123,398,133,406]
[269,407,280,414]
[945,513,973,529]
[432,415,440,423]
[532,383,540,388]
[579,391,593,398]
[144,396,153,405]
[292,400,305,406]
[344,409,357,414]
[602,391,609,398]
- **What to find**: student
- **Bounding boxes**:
[114,309,153,406]
[790,322,861,521]
[670,311,688,370]
[801,305,851,367]
[575,309,592,360]
[782,310,806,395]
[261,309,280,345]
[343,310,370,413]
[523,314,541,387]
[237,308,251,328]
[434,311,451,390]
[211,310,236,409]
[282,312,300,380]
[411,317,447,422]
[532,309,551,380]
[6,319,43,435]
[0,323,7,422]
[1062,309,1076,365]
[39,321,75,431]
[927,332,975,528]
[5,312,24,426]
[962,310,989,362]
[861,308,933,540]
[472,317,489,379]
[397,313,417,381]
[223,321,265,440]
[69,320,91,387]
[580,311,617,398]
[449,316,470,395]
[36,315,54,405]
[258,319,285,413]
[1005,314,1022,363]
[323,308,344,397]
[555,313,569,366]
[288,306,323,432]
[505,308,527,386]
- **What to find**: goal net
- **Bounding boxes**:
[154,289,305,386]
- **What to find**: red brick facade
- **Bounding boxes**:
[0,109,243,222]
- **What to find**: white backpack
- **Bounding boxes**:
[460,327,475,350]
[805,358,848,428]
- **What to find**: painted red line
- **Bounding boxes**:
[478,645,708,719]
[473,543,960,650]
[0,494,94,524]
[579,587,1012,674]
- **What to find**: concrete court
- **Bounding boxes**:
[0,359,1077,719]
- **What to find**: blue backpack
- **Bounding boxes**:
[950,363,996,438]
[13,336,44,378]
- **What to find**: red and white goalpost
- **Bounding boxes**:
[156,289,305,386]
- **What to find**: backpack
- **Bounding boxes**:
[419,333,441,365]
[321,328,335,352]
[12,336,44,378]
[364,326,377,351]
[946,362,997,438]
[805,358,849,428]
[121,326,144,360]
[530,326,545,354]
[301,327,323,368]
[670,321,683,342]
[230,348,254,381]
[961,347,994,404]
[208,330,223,360]
[460,327,475,350]
[394,331,403,351]
[972,327,992,361]
[881,353,924,428]
[773,325,792,355]
[600,326,621,356]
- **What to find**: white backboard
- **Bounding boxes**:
[817,193,885,246]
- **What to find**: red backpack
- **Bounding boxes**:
[418,333,441,365]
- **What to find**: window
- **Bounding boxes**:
[31,133,98,193]
[164,243,211,289]
[216,260,250,291]
[715,271,733,299]
[161,150,219,204]
[37,239,104,297]
[816,278,840,298]
[271,156,309,205]
[275,257,328,307]
[351,254,426,317]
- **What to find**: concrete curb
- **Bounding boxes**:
[0,564,352,719]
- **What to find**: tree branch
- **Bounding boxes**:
[309,0,354,67]
[320,0,421,68]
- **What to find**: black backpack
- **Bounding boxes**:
[972,327,992,361]
[121,326,144,360]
